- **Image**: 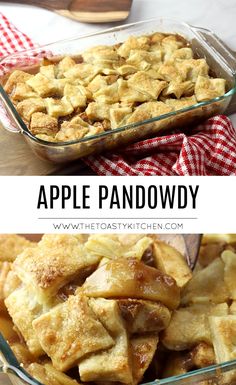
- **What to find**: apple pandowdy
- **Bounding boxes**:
[1,234,236,385]
[4,32,226,143]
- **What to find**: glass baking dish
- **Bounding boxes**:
[0,18,236,164]
[1,333,236,385]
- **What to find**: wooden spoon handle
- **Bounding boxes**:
[0,0,132,12]
[0,0,72,10]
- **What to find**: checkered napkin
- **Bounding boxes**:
[1,13,236,176]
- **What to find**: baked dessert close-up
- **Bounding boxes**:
[1,233,236,385]
[3,32,226,144]
[0,2,236,175]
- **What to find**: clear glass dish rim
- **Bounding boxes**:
[0,17,236,148]
[1,333,236,385]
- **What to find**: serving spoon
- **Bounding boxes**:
[153,234,202,269]
[0,0,133,23]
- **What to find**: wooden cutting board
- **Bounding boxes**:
[0,374,11,385]
[0,0,133,23]
[0,124,94,175]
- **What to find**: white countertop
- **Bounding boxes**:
[0,0,235,125]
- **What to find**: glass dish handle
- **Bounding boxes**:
[191,25,236,73]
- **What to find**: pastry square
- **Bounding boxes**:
[164,96,197,110]
[209,315,236,363]
[94,82,120,104]
[45,96,74,118]
[16,98,46,121]
[4,70,33,94]
[181,258,229,305]
[117,36,150,58]
[13,234,101,304]
[126,101,172,124]
[195,75,226,101]
[40,64,56,79]
[5,286,44,356]
[127,71,167,99]
[162,80,194,99]
[11,82,37,101]
[118,79,150,104]
[176,59,209,82]
[64,84,87,108]
[32,294,114,371]
[110,106,133,129]
[0,234,36,262]
[84,234,152,261]
[57,56,76,78]
[83,45,119,64]
[30,112,58,135]
[79,298,132,383]
[26,73,57,97]
[162,303,229,350]
[86,102,117,121]
[64,63,100,84]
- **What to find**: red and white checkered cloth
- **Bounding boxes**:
[1,13,236,175]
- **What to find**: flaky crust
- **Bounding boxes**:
[13,234,100,304]
[32,293,114,371]
[4,33,226,143]
[0,234,36,262]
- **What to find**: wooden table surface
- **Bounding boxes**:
[0,373,11,384]
[0,124,95,176]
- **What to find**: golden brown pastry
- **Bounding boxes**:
[162,303,229,350]
[13,234,100,304]
[79,298,132,383]
[33,293,114,371]
[0,234,35,262]
[4,32,226,143]
[5,286,45,356]
[181,258,229,305]
[1,233,236,385]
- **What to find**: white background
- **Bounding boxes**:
[0,0,236,125]
[0,176,235,233]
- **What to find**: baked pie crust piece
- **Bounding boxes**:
[13,234,101,304]
[162,303,229,351]
[0,234,36,262]
[4,32,226,143]
[32,293,114,371]
[30,112,58,135]
[5,286,44,357]
[79,298,132,383]
[16,98,46,122]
